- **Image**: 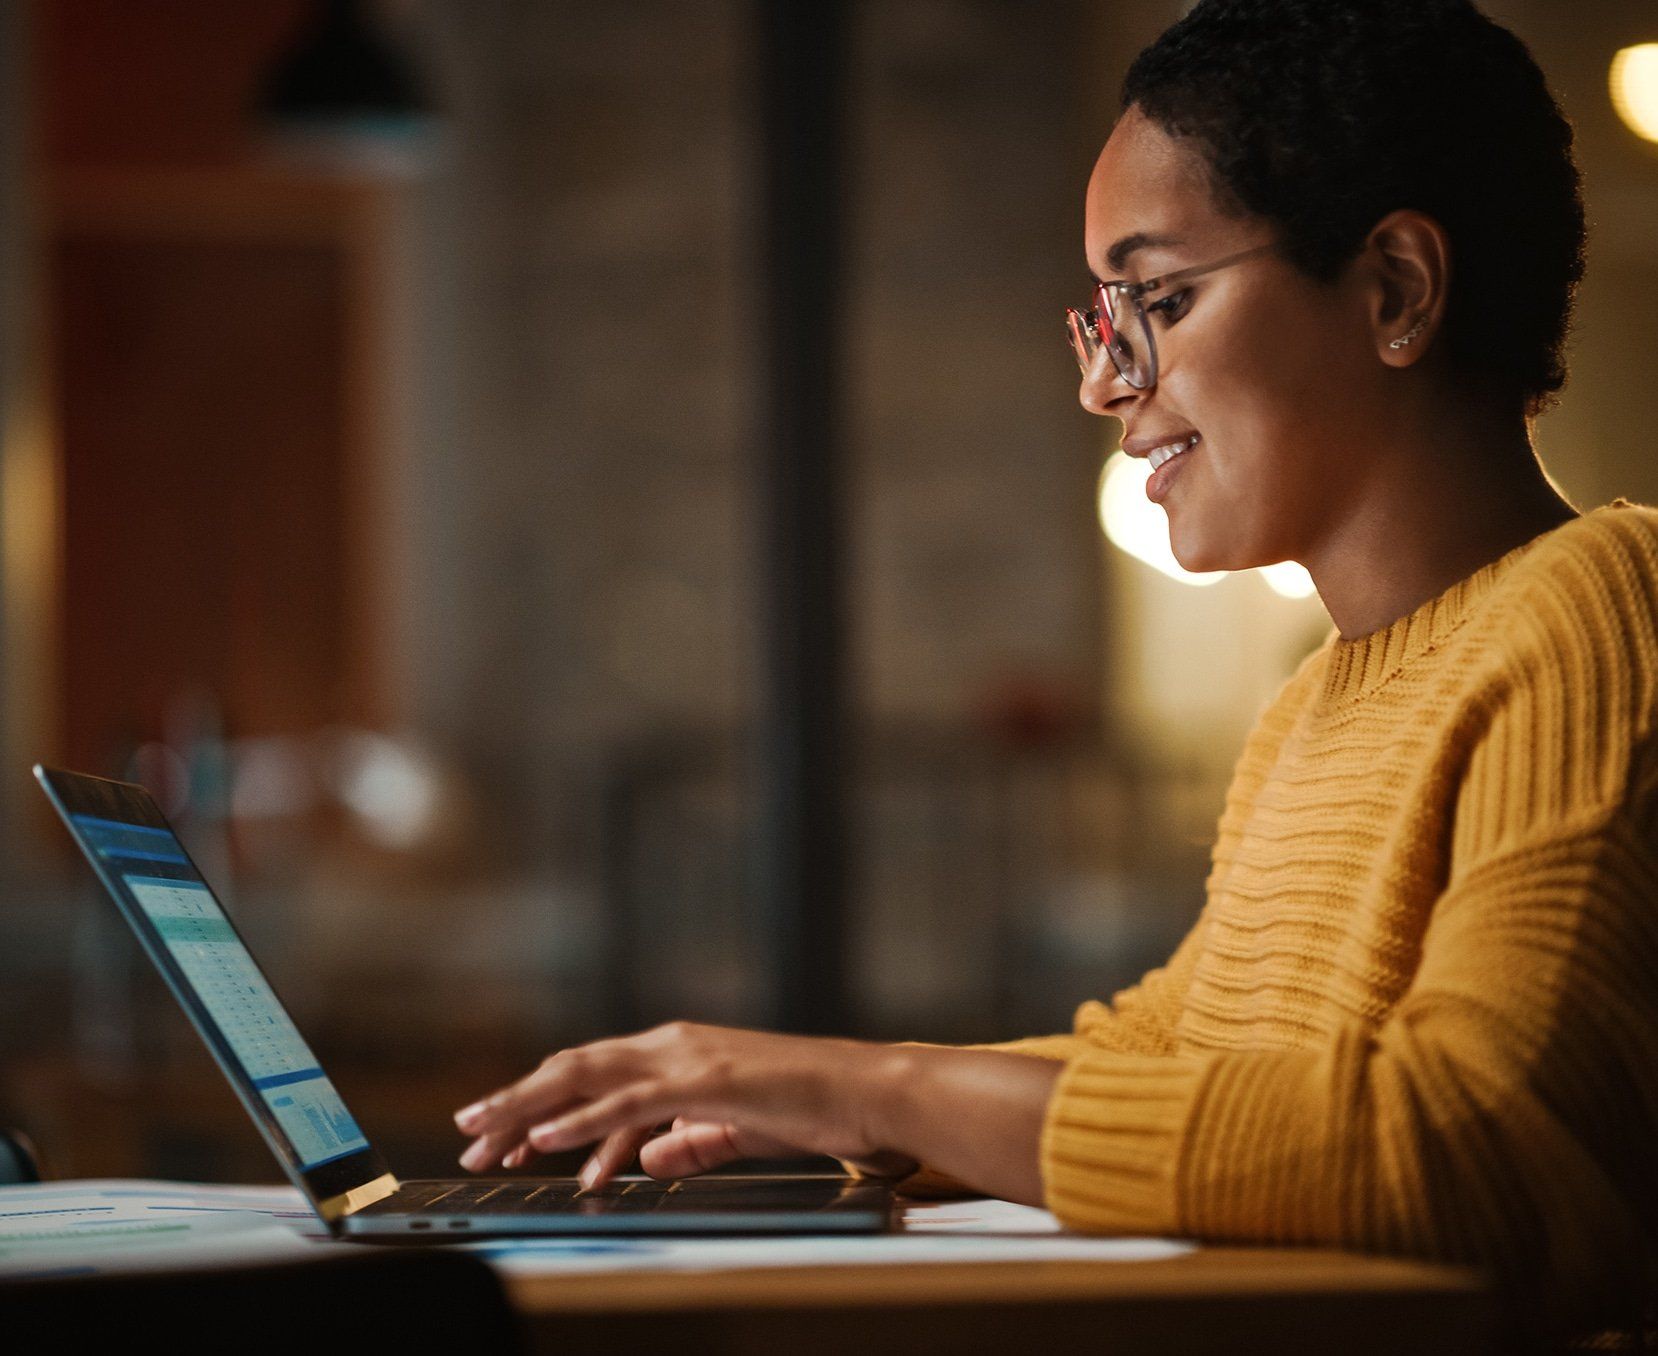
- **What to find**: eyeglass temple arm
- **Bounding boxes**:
[1117,241,1278,298]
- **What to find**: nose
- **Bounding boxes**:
[1078,346,1140,417]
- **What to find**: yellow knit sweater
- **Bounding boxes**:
[963,500,1658,1346]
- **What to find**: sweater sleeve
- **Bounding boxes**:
[1042,683,1658,1341]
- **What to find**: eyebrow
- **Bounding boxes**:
[1097,231,1185,279]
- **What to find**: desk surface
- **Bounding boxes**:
[0,1177,1499,1354]
[503,1245,1497,1355]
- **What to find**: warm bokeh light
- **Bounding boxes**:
[1259,560,1318,600]
[1097,451,1318,600]
[1611,44,1658,144]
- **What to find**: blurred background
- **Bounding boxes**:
[0,0,1654,1185]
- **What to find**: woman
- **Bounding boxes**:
[457,1,1658,1344]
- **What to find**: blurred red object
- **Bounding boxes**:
[970,670,1092,749]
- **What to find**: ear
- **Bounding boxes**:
[1361,209,1451,368]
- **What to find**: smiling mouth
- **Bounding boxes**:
[1146,433,1200,470]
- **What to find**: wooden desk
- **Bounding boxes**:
[0,1161,1497,1351]
[503,1244,1496,1354]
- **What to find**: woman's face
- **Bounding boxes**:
[1082,107,1385,574]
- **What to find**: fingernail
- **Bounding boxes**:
[578,1158,600,1191]
[459,1143,488,1172]
[455,1102,486,1130]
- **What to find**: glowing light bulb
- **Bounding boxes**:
[1611,44,1658,145]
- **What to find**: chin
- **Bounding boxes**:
[1169,512,1275,576]
[1167,529,1232,576]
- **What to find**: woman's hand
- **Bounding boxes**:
[453,1023,910,1188]
[453,1022,1063,1205]
[567,1115,919,1194]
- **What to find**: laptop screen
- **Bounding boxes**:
[67,812,371,1171]
[27,762,382,1194]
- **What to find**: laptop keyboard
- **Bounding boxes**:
[371,1176,858,1217]
[395,1179,672,1214]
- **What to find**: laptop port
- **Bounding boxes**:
[448,1220,470,1229]
[410,1220,431,1230]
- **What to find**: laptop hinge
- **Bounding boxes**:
[316,1173,401,1221]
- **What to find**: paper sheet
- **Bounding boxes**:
[463,1232,1193,1275]
[902,1199,1071,1233]
[0,1179,322,1280]
[464,1199,1193,1275]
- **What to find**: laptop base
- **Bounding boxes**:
[340,1173,895,1236]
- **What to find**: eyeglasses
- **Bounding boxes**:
[1065,242,1278,389]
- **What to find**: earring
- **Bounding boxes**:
[1389,315,1429,350]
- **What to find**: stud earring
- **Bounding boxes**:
[1389,315,1429,350]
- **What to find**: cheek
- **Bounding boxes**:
[1159,343,1296,491]
[1165,300,1362,482]
[1156,314,1371,574]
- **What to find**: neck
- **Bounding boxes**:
[1305,407,1579,641]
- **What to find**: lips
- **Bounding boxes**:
[1120,428,1202,506]
[1144,436,1198,504]
[1147,434,1199,472]
[1122,429,1201,459]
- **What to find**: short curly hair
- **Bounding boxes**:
[1122,0,1586,418]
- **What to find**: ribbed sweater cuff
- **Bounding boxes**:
[1041,1052,1204,1233]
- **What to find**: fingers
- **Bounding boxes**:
[637,1119,816,1179]
[454,1052,581,1133]
[459,1027,721,1169]
[464,1124,644,1180]
[525,1080,674,1156]
[576,1125,655,1192]
[459,1128,522,1173]
[638,1120,748,1178]
[454,1043,627,1165]
[456,1023,795,1174]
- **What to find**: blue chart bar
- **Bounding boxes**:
[70,814,191,864]
[253,1067,329,1093]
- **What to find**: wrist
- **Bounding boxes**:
[833,1040,921,1180]
[852,1041,923,1167]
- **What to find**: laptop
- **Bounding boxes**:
[35,764,895,1238]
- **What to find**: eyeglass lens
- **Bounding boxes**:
[1067,283,1155,389]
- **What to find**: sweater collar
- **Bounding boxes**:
[1315,501,1632,708]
